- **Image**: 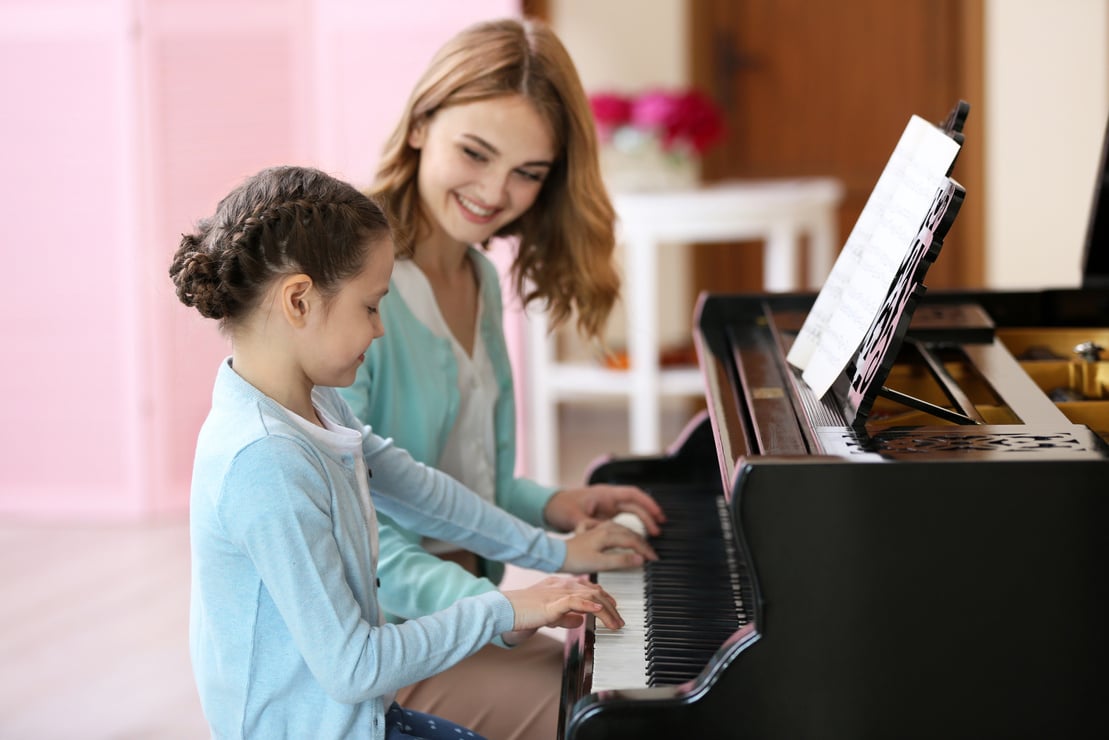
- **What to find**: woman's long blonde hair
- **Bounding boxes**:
[372,17,618,341]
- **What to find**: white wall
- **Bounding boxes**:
[551,0,688,89]
[985,0,1109,288]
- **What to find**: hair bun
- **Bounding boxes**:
[170,236,228,319]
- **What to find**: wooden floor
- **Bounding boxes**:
[0,403,691,739]
[0,519,204,739]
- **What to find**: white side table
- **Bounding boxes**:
[525,178,844,485]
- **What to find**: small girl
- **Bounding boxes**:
[169,166,647,740]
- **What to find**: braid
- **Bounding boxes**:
[169,166,391,328]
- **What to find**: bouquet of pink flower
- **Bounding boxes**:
[589,88,725,156]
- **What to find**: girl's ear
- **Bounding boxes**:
[407,119,428,150]
[279,274,314,327]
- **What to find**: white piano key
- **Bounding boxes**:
[591,565,649,692]
[612,511,648,537]
[588,490,748,693]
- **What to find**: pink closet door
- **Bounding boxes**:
[0,0,516,521]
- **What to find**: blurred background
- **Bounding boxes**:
[1,0,1106,736]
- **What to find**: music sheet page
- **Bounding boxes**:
[786,115,960,397]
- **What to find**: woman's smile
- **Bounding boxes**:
[454,191,498,222]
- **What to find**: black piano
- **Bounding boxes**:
[559,103,1109,739]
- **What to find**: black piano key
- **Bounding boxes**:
[647,644,723,659]
[621,486,750,687]
[648,630,736,643]
[646,658,717,677]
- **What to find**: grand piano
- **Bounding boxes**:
[559,103,1109,739]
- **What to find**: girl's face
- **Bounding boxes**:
[408,94,556,246]
[299,238,394,388]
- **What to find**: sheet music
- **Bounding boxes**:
[787,115,960,397]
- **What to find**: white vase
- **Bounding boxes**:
[600,133,701,193]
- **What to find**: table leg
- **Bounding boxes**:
[626,232,661,455]
[527,306,558,485]
[765,223,799,292]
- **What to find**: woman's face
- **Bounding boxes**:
[408,95,556,246]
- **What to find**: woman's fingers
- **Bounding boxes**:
[605,486,666,533]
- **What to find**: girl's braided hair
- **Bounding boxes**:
[169,166,391,327]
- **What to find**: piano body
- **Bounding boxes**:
[559,105,1109,739]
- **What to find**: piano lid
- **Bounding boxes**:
[1081,108,1109,289]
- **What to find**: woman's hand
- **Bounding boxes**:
[560,519,658,574]
[502,575,623,645]
[542,484,666,535]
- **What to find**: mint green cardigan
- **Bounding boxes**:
[338,248,559,622]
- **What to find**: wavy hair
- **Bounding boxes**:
[371,18,618,341]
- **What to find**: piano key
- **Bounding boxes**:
[587,485,750,694]
[592,563,649,692]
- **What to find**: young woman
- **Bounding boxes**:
[170,165,651,739]
[338,18,665,740]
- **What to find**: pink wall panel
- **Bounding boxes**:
[146,29,305,514]
[0,0,524,521]
[312,0,520,185]
[0,19,144,517]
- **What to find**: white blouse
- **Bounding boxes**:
[390,258,499,554]
[285,403,380,571]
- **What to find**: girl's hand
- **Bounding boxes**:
[543,484,666,536]
[560,519,658,574]
[502,575,623,643]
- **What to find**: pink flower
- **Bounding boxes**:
[629,90,678,130]
[659,90,725,154]
[595,88,725,155]
[588,93,633,140]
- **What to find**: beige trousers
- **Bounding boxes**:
[395,632,564,740]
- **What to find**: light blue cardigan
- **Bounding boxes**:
[189,358,565,739]
[338,249,559,622]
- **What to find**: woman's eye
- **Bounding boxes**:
[517,169,545,183]
[462,147,487,163]
[366,306,379,316]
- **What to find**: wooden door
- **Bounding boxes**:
[690,0,984,294]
